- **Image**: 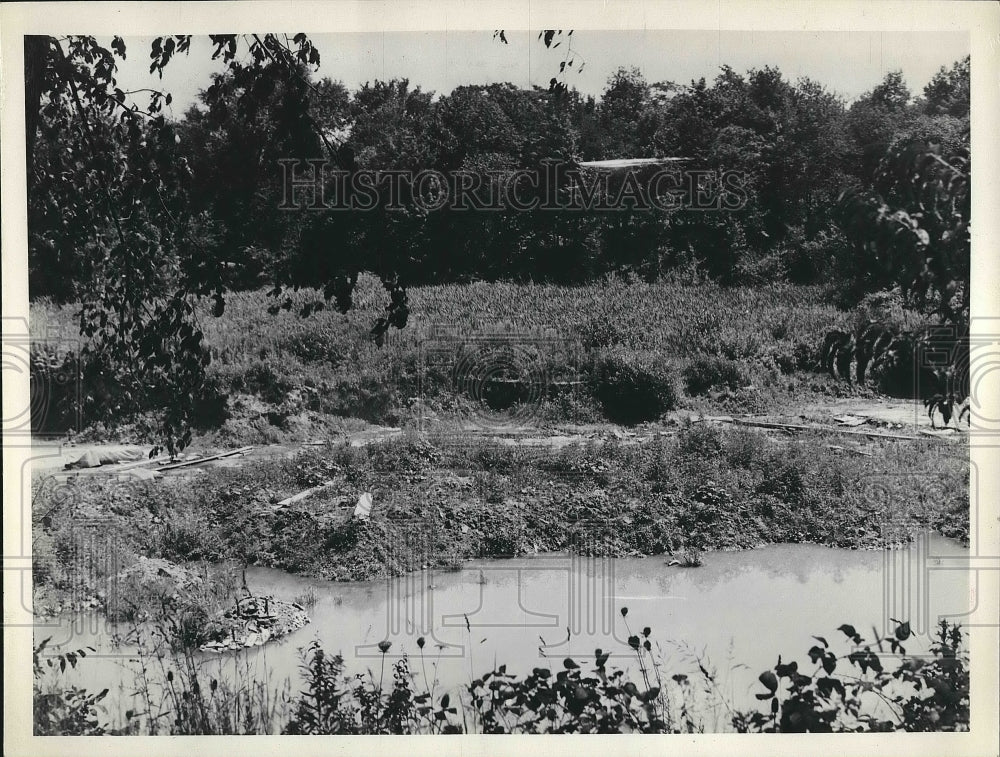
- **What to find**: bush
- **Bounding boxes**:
[682,356,745,396]
[592,351,678,425]
[29,343,81,435]
[737,619,969,733]
[33,638,108,735]
[32,605,970,734]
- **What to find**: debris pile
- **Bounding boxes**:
[200,595,310,653]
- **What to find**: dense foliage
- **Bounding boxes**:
[823,108,969,424]
[31,276,860,435]
[25,34,970,446]
[30,49,971,299]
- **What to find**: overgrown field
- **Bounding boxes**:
[31,276,928,442]
[30,280,969,736]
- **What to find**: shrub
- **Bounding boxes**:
[29,343,81,435]
[234,360,296,405]
[284,642,355,734]
[592,351,678,425]
[682,356,745,396]
[33,638,108,735]
[676,423,724,459]
[737,619,969,733]
[31,610,970,735]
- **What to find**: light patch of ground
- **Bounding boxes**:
[790,397,957,431]
[30,398,966,480]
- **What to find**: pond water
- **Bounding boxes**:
[39,532,970,719]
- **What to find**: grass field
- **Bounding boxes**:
[31,275,913,443]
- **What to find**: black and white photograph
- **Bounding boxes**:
[2,1,998,753]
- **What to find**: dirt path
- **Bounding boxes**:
[30,398,965,479]
[790,397,947,430]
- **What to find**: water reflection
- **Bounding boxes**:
[42,534,969,713]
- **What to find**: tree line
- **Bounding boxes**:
[30,53,970,301]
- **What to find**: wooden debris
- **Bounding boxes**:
[920,428,959,439]
[726,418,929,441]
[156,446,254,471]
[579,157,689,169]
[826,444,874,457]
[276,480,337,508]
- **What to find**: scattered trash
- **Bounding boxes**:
[201,596,310,653]
[354,492,373,520]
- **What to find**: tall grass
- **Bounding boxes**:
[29,275,860,437]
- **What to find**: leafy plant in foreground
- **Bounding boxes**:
[33,637,108,736]
[737,619,969,733]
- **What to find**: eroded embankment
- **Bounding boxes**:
[31,422,968,625]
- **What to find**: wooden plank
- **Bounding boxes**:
[156,446,254,471]
[276,480,337,507]
[726,418,928,441]
[826,444,874,457]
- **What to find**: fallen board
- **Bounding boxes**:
[724,418,933,442]
[156,446,254,471]
[275,480,337,507]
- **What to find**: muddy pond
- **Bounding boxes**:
[40,533,970,717]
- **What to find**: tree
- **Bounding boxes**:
[920,56,970,118]
[24,34,348,453]
[596,67,655,158]
[838,141,969,325]
[178,70,351,290]
[826,138,970,424]
[847,71,914,180]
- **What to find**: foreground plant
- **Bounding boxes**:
[33,638,107,736]
[33,609,969,735]
[736,618,969,732]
